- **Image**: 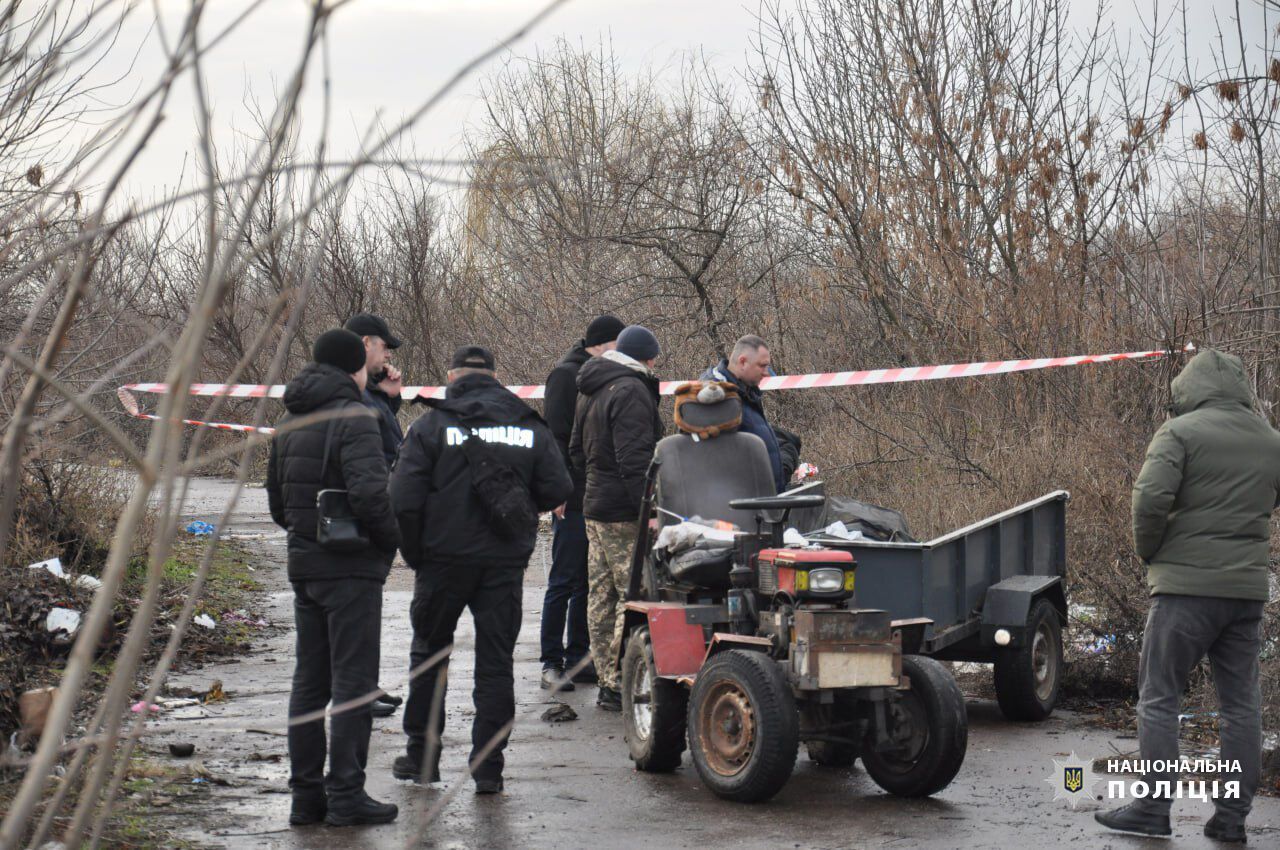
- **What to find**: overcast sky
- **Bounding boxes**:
[76,0,1267,203]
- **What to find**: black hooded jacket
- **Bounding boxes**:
[266,362,402,583]
[390,372,573,568]
[569,356,664,523]
[544,341,591,511]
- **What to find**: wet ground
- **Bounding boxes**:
[144,477,1280,849]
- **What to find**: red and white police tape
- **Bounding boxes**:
[116,343,1195,435]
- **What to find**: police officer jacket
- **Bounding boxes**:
[390,372,573,568]
[266,363,402,583]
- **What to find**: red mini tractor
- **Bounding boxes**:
[617,384,968,803]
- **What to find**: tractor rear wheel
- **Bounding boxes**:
[862,655,967,797]
[621,626,688,772]
[687,649,798,802]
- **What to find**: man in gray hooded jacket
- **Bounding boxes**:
[1097,349,1280,844]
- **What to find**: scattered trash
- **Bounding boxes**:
[202,680,226,703]
[159,698,200,709]
[791,462,820,482]
[819,520,865,542]
[45,608,81,643]
[185,521,216,537]
[3,732,23,765]
[1078,634,1116,655]
[193,614,217,630]
[28,557,102,591]
[168,743,195,758]
[541,703,578,723]
[191,777,209,785]
[247,752,283,762]
[18,688,58,744]
[167,706,210,720]
[222,609,269,628]
[130,701,160,714]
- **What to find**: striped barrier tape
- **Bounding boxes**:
[116,343,1194,435]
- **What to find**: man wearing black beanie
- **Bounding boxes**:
[537,315,625,691]
[266,328,402,827]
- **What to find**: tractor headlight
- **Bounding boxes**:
[807,568,845,593]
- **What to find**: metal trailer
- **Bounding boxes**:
[812,490,1070,721]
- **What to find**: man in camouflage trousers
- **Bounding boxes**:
[569,326,664,710]
[583,522,638,699]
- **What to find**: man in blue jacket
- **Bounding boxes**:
[702,335,784,492]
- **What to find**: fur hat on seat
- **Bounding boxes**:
[673,381,742,439]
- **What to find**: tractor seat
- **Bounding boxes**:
[655,383,777,589]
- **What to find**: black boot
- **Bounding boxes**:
[1095,802,1171,837]
[371,698,397,718]
[474,776,504,795]
[570,659,598,684]
[324,794,398,826]
[392,754,440,784]
[596,686,621,712]
[1204,814,1247,844]
[289,793,326,826]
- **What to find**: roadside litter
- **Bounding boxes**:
[45,608,81,643]
[193,614,217,630]
[28,557,102,591]
[185,521,216,536]
[541,703,578,723]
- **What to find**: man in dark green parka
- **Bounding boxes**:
[1097,349,1279,844]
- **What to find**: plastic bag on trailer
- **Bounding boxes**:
[816,497,916,542]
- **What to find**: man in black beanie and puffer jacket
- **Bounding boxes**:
[538,314,624,691]
[266,328,402,828]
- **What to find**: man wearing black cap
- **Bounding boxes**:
[344,314,406,719]
[570,324,664,711]
[390,345,572,794]
[344,313,405,470]
[538,315,625,692]
[266,329,402,827]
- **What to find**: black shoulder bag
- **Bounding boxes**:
[315,408,371,552]
[448,414,538,541]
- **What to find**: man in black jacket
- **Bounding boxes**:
[569,325,664,711]
[389,345,572,794]
[345,312,406,718]
[538,314,624,692]
[266,328,402,827]
[344,313,404,469]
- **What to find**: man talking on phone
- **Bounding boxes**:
[345,312,406,719]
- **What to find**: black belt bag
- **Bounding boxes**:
[315,410,370,552]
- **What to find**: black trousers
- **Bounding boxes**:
[288,578,383,806]
[403,560,523,783]
[539,510,590,668]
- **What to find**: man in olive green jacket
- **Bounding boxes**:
[1097,349,1279,844]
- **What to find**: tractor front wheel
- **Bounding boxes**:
[621,626,688,772]
[862,655,967,797]
[687,649,798,802]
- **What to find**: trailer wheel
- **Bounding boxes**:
[687,649,798,802]
[993,598,1062,721]
[622,626,688,772]
[804,692,860,767]
[862,655,968,797]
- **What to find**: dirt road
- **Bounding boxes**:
[144,478,1279,849]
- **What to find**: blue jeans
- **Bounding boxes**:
[539,511,590,668]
